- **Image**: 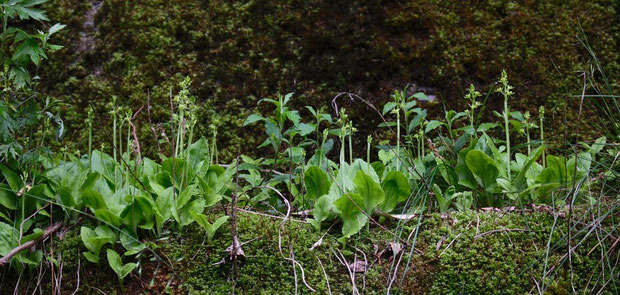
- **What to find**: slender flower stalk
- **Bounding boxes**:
[392,108,401,171]
[539,106,545,167]
[337,108,349,166]
[497,70,514,182]
[465,84,481,136]
[366,135,372,172]
[348,124,356,164]
[319,129,328,169]
[88,106,93,171]
[111,96,117,162]
[525,111,531,155]
[126,117,131,186]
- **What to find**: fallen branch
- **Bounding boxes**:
[0,221,64,266]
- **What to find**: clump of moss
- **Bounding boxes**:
[155,210,615,294]
[5,209,614,294]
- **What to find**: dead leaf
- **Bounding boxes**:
[349,261,367,273]
[309,236,323,251]
[389,242,402,256]
[436,237,445,251]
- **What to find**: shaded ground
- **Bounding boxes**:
[1,208,617,294]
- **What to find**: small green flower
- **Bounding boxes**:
[496,70,514,97]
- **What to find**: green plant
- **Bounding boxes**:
[80,225,114,263]
[539,106,545,166]
[106,248,137,286]
[497,70,514,183]
[191,213,229,242]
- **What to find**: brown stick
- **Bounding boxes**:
[0,221,64,266]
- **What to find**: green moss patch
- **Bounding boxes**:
[7,209,614,294]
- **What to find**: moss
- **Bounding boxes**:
[39,0,618,161]
[3,209,615,294]
[154,211,618,293]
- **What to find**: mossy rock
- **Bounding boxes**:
[40,0,619,160]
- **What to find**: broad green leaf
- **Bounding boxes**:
[48,23,65,36]
[121,194,155,230]
[425,120,444,133]
[286,111,301,126]
[349,159,380,184]
[311,195,333,230]
[477,123,499,132]
[22,1,51,8]
[380,171,410,213]
[243,114,265,126]
[80,226,111,263]
[81,189,106,211]
[0,222,18,257]
[283,92,294,106]
[458,125,475,136]
[106,249,137,284]
[433,185,455,213]
[161,158,193,188]
[567,152,592,182]
[0,185,17,210]
[382,102,397,115]
[466,150,499,191]
[334,193,367,240]
[192,213,230,241]
[412,92,428,100]
[536,155,566,185]
[353,171,385,216]
[120,228,146,256]
[513,145,544,193]
[188,137,210,172]
[297,123,315,136]
[304,166,330,200]
[154,187,174,232]
[177,198,205,226]
[13,6,49,21]
[408,109,427,133]
[371,161,385,179]
[95,225,116,242]
[177,185,199,209]
[94,209,122,228]
[90,151,118,182]
[454,191,473,211]
[80,172,100,192]
[0,163,23,192]
[20,228,43,244]
[589,136,606,155]
[57,186,75,208]
[378,149,395,165]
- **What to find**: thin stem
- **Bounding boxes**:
[126,121,131,186]
[348,130,353,164]
[366,136,371,168]
[396,111,400,171]
[526,124,531,155]
[340,133,345,166]
[88,107,93,172]
[540,110,545,167]
[504,97,511,182]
